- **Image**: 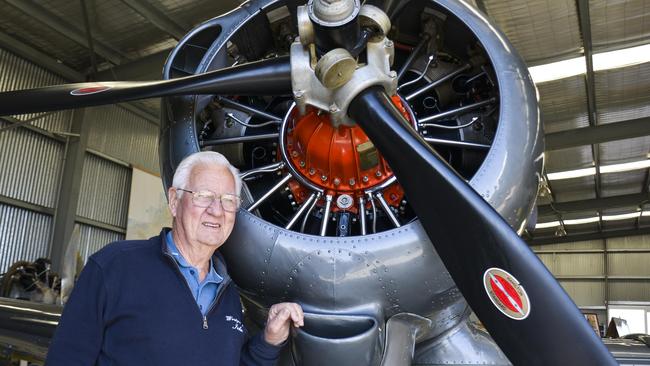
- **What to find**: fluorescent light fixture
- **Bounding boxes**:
[529,57,585,83]
[546,167,596,181]
[535,221,560,229]
[602,212,641,221]
[535,212,650,230]
[600,159,650,173]
[546,159,650,181]
[565,216,600,225]
[594,44,650,71]
[535,216,599,229]
[529,43,650,83]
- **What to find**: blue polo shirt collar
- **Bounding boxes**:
[166,231,223,285]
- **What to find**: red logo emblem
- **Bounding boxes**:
[70,85,112,96]
[483,267,530,320]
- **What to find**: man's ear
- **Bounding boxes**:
[168,187,178,217]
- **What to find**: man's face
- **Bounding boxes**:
[169,164,237,250]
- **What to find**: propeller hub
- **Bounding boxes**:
[281,98,413,212]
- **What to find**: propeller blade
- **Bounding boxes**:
[348,87,617,366]
[0,56,291,117]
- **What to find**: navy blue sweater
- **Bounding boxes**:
[46,229,281,366]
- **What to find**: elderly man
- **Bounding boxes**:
[46,151,303,366]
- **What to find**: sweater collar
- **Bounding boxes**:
[159,228,231,281]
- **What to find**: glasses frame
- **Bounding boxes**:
[176,188,241,212]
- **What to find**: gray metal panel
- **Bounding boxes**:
[0,48,72,132]
[531,239,604,251]
[558,280,605,307]
[0,6,91,71]
[0,204,51,273]
[549,177,596,203]
[483,0,582,63]
[545,145,594,171]
[78,223,124,264]
[0,120,64,208]
[607,234,650,249]
[609,282,650,302]
[595,62,650,125]
[537,252,604,276]
[599,136,650,165]
[77,153,131,228]
[538,75,589,133]
[608,252,650,276]
[590,0,650,51]
[600,170,645,198]
[86,104,159,173]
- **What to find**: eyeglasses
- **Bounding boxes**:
[176,188,241,212]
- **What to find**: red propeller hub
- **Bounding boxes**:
[283,96,411,212]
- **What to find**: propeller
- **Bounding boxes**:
[0,56,291,117]
[348,87,617,366]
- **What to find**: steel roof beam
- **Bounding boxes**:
[4,0,127,65]
[118,0,187,40]
[546,116,650,150]
[528,226,650,246]
[538,193,650,216]
[576,0,602,231]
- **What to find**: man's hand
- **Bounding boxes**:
[263,302,304,346]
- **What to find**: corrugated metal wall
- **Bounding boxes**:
[0,204,51,273]
[0,48,72,133]
[78,224,124,263]
[77,153,131,228]
[0,120,64,207]
[532,235,650,307]
[86,105,159,174]
[0,47,160,273]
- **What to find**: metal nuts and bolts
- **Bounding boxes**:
[291,151,299,157]
[349,178,355,185]
[321,175,328,181]
[336,194,354,209]
[362,176,369,183]
[309,168,316,175]
[375,171,382,177]
[333,178,341,186]
[299,161,306,167]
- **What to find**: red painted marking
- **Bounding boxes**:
[490,274,522,313]
[70,85,111,96]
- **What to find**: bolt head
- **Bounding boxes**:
[309,168,315,175]
[321,175,328,181]
[333,178,341,185]
[362,175,369,182]
[349,178,356,185]
[375,171,382,177]
[299,161,306,167]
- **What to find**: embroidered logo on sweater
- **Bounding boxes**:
[225,315,244,333]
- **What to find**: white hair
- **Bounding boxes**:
[172,151,242,197]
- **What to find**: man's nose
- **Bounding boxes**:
[205,198,224,214]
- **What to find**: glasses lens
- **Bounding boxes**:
[221,194,240,212]
[193,191,215,208]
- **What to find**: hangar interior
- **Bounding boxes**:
[0,0,649,356]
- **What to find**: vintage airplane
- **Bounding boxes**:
[1,0,648,365]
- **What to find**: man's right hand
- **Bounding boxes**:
[263,302,304,346]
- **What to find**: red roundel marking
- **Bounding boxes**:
[70,85,111,96]
[490,274,522,313]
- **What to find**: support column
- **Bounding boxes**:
[50,109,90,273]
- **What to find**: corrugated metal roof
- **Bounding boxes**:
[538,75,589,133]
[484,0,582,63]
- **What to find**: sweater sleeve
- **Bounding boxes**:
[45,259,106,366]
[240,332,284,366]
